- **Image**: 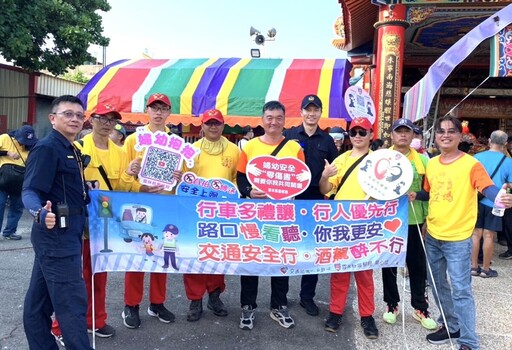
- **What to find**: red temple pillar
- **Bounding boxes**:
[373,4,409,146]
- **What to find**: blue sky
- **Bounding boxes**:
[96,0,347,64]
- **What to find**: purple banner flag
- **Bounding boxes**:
[403,4,512,122]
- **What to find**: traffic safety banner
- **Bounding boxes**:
[88,190,408,276]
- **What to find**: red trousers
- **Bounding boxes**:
[52,239,107,335]
[330,270,375,317]
[124,272,167,306]
[183,274,225,301]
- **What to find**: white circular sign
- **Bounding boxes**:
[344,85,376,124]
[358,149,414,200]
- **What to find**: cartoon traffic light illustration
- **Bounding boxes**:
[99,195,113,218]
[99,194,113,253]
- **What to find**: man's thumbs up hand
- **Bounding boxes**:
[43,200,56,229]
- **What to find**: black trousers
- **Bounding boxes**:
[300,274,318,300]
[382,224,428,311]
[503,208,512,252]
[240,275,289,309]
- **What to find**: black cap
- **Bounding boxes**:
[301,94,322,109]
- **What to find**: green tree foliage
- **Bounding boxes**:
[63,70,90,84]
[0,0,111,76]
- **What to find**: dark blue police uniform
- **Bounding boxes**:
[283,124,338,302]
[22,129,91,350]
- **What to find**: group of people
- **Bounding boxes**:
[12,91,512,350]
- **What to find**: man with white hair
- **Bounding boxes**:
[471,130,512,278]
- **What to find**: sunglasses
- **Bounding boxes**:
[349,129,368,137]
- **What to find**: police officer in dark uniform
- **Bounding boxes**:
[22,95,93,349]
[283,94,338,316]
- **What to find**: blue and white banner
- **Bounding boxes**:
[88,191,408,276]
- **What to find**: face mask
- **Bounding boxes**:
[410,138,422,150]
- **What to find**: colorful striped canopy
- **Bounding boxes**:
[77,58,352,128]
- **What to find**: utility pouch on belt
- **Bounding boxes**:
[56,203,69,229]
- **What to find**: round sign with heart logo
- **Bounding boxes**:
[246,156,311,200]
[357,149,413,200]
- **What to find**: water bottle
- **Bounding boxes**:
[492,188,507,217]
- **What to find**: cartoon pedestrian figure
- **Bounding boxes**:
[161,224,179,270]
[393,181,406,195]
[360,159,372,172]
[366,101,373,116]
[139,233,158,260]
[348,94,355,108]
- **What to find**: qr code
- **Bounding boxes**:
[140,146,182,185]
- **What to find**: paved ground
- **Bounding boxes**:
[1,210,511,350]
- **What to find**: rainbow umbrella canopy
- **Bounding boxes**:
[78,58,353,128]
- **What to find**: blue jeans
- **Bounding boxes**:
[426,234,479,350]
[0,190,24,236]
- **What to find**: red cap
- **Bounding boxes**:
[147,93,171,107]
[349,117,373,131]
[201,109,224,123]
[93,103,122,120]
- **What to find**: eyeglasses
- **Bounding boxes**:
[53,111,85,120]
[92,115,117,125]
[148,105,170,113]
[349,129,368,137]
[204,120,222,127]
[435,128,459,135]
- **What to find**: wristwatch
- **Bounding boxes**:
[33,208,43,224]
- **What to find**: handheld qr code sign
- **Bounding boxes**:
[135,128,200,191]
[344,86,376,124]
[246,156,311,200]
[357,149,413,200]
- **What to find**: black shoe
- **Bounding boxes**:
[88,324,116,338]
[324,312,342,332]
[148,303,175,323]
[360,316,379,339]
[300,299,319,316]
[426,325,460,344]
[3,234,21,240]
[187,300,203,322]
[122,305,141,329]
[459,345,472,350]
[499,250,512,260]
[207,288,228,317]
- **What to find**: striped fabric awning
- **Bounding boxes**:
[77,58,352,128]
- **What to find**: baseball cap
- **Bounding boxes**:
[349,117,373,131]
[14,125,38,146]
[392,118,414,131]
[113,123,127,138]
[301,94,323,109]
[146,93,171,107]
[201,109,224,123]
[93,103,122,120]
[162,224,179,234]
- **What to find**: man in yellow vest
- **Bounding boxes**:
[0,125,38,240]
[184,109,240,322]
[122,93,181,329]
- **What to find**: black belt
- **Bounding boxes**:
[68,207,85,216]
